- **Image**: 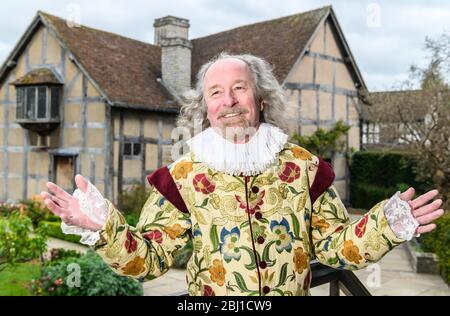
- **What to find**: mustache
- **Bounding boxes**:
[219,109,249,118]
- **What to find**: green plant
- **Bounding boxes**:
[349,183,398,210]
[349,150,431,209]
[19,197,60,227]
[291,120,352,161]
[119,184,151,215]
[418,213,450,284]
[44,248,82,267]
[39,221,81,244]
[0,211,48,272]
[33,250,144,296]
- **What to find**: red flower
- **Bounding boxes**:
[235,190,265,215]
[125,231,137,253]
[193,174,216,194]
[355,215,369,238]
[278,162,301,183]
[54,278,63,286]
[143,230,163,244]
[202,285,216,296]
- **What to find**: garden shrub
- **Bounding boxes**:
[418,213,450,284]
[33,250,143,296]
[39,221,81,244]
[44,248,82,267]
[120,184,151,215]
[350,151,430,209]
[0,211,48,271]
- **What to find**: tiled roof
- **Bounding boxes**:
[4,7,333,111]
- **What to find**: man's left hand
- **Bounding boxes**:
[400,188,445,234]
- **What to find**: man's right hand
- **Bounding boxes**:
[41,174,103,231]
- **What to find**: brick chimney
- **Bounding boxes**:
[154,16,192,97]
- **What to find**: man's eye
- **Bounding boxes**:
[211,91,220,96]
[234,86,245,90]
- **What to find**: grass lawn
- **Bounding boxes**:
[0,262,41,295]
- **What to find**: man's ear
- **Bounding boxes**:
[260,100,265,111]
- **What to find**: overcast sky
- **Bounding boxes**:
[1,0,449,91]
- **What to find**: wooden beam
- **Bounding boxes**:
[283,83,358,97]
[104,103,113,200]
[297,89,302,135]
[113,136,172,145]
[118,110,124,207]
[90,153,95,184]
[2,77,10,200]
[42,27,48,64]
[140,115,146,184]
[332,61,336,121]
[23,129,29,199]
[316,90,320,127]
[25,46,30,72]
[157,119,164,168]
[81,75,87,150]
[305,51,346,64]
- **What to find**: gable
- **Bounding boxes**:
[284,14,365,91]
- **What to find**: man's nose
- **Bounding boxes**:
[222,90,237,107]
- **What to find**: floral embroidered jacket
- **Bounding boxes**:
[93,143,405,296]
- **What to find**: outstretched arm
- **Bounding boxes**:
[41,174,191,280]
[307,158,444,270]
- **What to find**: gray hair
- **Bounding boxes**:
[176,52,288,135]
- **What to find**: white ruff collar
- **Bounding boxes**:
[186,123,288,176]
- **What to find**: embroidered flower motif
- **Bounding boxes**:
[247,221,267,242]
[342,240,363,264]
[270,218,294,253]
[209,259,226,286]
[278,162,301,183]
[355,214,369,238]
[293,247,308,274]
[122,256,146,276]
[124,231,137,253]
[193,229,203,252]
[290,147,313,160]
[143,230,163,244]
[193,173,216,194]
[163,223,186,240]
[172,161,194,180]
[311,215,330,234]
[220,227,241,262]
[363,229,384,251]
[202,284,216,296]
[235,190,265,215]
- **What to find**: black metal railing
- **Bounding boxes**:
[309,261,371,296]
[175,261,371,296]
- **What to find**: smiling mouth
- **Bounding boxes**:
[222,113,242,119]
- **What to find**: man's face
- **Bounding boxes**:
[203,58,261,137]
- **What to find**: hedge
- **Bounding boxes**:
[39,221,81,244]
[418,213,450,284]
[349,150,430,209]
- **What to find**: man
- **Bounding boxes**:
[41,53,444,296]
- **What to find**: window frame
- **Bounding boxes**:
[16,85,60,121]
[123,141,142,159]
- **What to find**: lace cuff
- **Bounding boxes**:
[384,191,419,241]
[60,180,108,246]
